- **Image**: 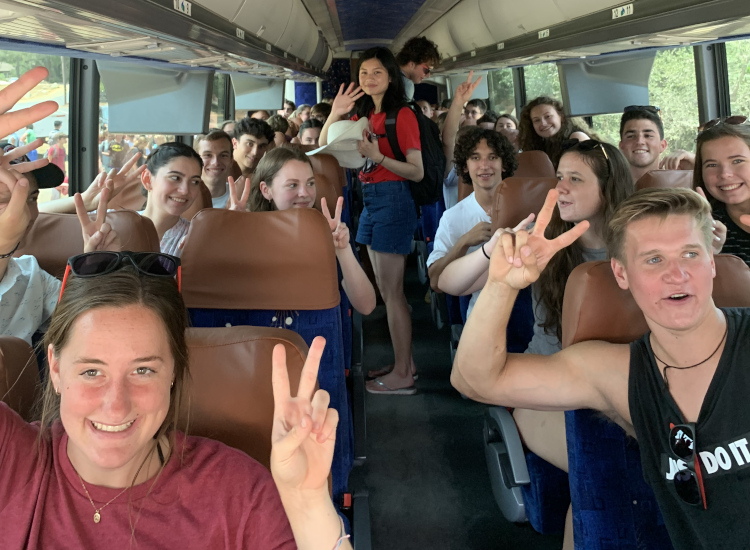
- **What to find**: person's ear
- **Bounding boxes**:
[611,257,630,290]
[660,139,668,154]
[141,169,152,192]
[232,137,238,150]
[259,181,273,201]
[48,344,61,395]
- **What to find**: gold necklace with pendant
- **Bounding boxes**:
[76,471,129,524]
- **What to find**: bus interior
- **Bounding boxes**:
[1,0,749,548]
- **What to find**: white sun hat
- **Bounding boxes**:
[306,117,369,169]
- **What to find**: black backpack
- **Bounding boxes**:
[384,102,446,206]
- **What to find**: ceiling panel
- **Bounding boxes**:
[336,0,427,42]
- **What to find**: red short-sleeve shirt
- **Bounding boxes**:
[352,107,421,184]
[0,402,296,550]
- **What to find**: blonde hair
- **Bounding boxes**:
[605,188,714,263]
[249,146,313,212]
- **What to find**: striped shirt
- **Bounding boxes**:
[137,211,190,257]
[714,206,750,267]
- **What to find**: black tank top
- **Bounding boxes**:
[628,308,750,550]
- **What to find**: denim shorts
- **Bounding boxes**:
[356,180,418,255]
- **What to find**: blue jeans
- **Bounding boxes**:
[356,181,417,255]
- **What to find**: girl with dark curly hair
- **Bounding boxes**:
[518,96,590,166]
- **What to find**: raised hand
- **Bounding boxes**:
[0,168,31,253]
[483,213,535,256]
[659,149,696,171]
[76,187,119,253]
[270,336,337,494]
[0,67,57,140]
[454,70,482,106]
[80,152,148,211]
[488,190,589,286]
[321,196,350,250]
[695,187,727,253]
[332,82,364,118]
[741,214,750,228]
[0,138,48,173]
[227,175,249,211]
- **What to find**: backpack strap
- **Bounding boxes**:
[384,107,406,163]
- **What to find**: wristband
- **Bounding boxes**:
[481,243,490,260]
[380,154,386,164]
[0,241,20,259]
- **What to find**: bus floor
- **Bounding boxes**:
[362,256,564,549]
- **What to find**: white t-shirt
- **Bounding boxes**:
[0,256,60,344]
[212,182,230,209]
[426,191,490,318]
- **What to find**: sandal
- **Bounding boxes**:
[366,366,418,381]
[366,377,417,395]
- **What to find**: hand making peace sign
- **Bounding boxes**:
[331,82,364,119]
[454,70,483,106]
[320,196,350,250]
[0,168,31,254]
[270,336,337,494]
[487,189,590,289]
[0,67,57,141]
[227,175,249,211]
[75,186,120,253]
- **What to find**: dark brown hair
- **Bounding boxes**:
[693,122,750,207]
[518,96,586,166]
[537,141,634,341]
[249,146,314,212]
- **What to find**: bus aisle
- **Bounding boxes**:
[364,255,563,549]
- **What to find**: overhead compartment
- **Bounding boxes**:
[233,0,294,45]
[447,0,495,52]
[276,0,320,62]
[192,0,243,21]
[422,17,460,59]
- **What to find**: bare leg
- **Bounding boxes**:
[513,409,572,549]
[365,247,414,390]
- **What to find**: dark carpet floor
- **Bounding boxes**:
[360,258,563,550]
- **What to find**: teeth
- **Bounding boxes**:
[92,419,135,432]
[720,183,741,191]
[170,197,187,203]
[670,294,688,299]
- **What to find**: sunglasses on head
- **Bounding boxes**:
[624,105,661,114]
[59,252,181,302]
[562,138,611,172]
[669,422,707,509]
[699,115,748,132]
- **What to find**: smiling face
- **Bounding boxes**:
[700,135,750,207]
[49,305,174,484]
[619,119,666,169]
[233,133,270,173]
[260,159,316,210]
[197,137,232,189]
[496,116,516,131]
[530,104,562,138]
[359,58,391,98]
[143,156,202,217]
[556,152,604,225]
[613,214,715,331]
[466,139,504,192]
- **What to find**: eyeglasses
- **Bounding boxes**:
[668,423,707,509]
[59,252,181,302]
[562,138,611,173]
[699,115,747,132]
[419,64,432,76]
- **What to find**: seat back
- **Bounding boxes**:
[107,179,146,211]
[180,208,350,498]
[515,151,555,178]
[561,255,750,549]
[182,326,308,469]
[0,336,40,421]
[181,182,214,220]
[16,211,161,278]
[491,177,558,232]
[635,170,693,191]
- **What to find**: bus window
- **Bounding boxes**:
[0,52,71,202]
[523,62,561,101]
[727,39,750,116]
[488,68,515,116]
[210,73,227,129]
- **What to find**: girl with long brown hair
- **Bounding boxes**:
[518,96,590,166]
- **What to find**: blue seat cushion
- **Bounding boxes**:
[189,307,353,501]
[521,451,571,535]
[565,409,673,550]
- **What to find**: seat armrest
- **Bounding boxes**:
[485,407,530,485]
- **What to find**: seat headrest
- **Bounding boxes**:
[0,336,40,421]
[181,326,309,468]
[16,211,161,278]
[635,170,693,191]
[288,145,346,219]
[107,178,146,211]
[515,151,555,178]
[491,177,558,232]
[181,208,340,310]
[561,255,750,348]
[181,181,214,220]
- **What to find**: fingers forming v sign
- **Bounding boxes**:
[0,138,48,173]
[76,187,117,253]
[455,70,483,104]
[0,67,58,139]
[0,168,31,250]
[271,337,337,493]
[227,175,249,211]
[321,196,349,250]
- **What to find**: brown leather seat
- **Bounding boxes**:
[182,326,309,469]
[181,182,214,220]
[0,336,40,421]
[180,208,339,310]
[635,170,693,191]
[107,179,147,211]
[491,177,558,232]
[515,151,555,178]
[561,255,750,347]
[15,211,161,279]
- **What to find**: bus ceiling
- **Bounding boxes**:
[0,0,332,80]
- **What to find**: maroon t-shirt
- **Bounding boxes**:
[0,403,296,549]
